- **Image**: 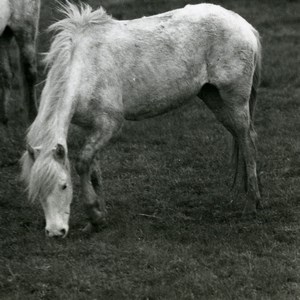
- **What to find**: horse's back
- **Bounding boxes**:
[55,3,260,123]
[128,3,257,38]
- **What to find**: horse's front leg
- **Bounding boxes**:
[77,158,107,233]
[90,158,106,216]
[76,114,123,231]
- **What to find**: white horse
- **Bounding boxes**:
[0,0,40,124]
[21,2,262,237]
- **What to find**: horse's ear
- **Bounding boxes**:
[53,143,65,161]
[26,144,41,161]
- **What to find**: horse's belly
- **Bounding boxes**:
[124,94,196,120]
[122,67,205,120]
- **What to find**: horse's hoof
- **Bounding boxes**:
[242,202,257,218]
[0,116,8,126]
[82,210,107,234]
[91,209,107,225]
[81,223,96,234]
[242,206,257,220]
[81,222,104,234]
[256,200,263,210]
[242,211,257,222]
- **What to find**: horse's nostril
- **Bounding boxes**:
[45,229,66,237]
[60,228,66,236]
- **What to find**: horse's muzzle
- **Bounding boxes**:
[45,227,68,238]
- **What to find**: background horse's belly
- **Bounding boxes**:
[0,0,10,35]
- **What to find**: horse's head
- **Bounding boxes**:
[23,143,73,238]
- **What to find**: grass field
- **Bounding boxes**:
[1,0,300,299]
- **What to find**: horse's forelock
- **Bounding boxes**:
[20,151,34,187]
[27,153,64,202]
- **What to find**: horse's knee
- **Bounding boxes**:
[23,59,37,82]
[19,42,35,59]
[26,64,37,83]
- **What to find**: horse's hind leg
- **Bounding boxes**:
[199,83,261,214]
[14,27,38,122]
[0,31,13,124]
[76,113,123,231]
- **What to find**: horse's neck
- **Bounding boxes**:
[30,43,81,149]
[29,92,74,149]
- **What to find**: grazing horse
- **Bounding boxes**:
[0,0,40,124]
[21,2,262,237]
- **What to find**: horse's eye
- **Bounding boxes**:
[62,184,67,190]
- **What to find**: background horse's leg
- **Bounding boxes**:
[14,27,38,122]
[0,32,13,125]
[199,83,261,214]
[76,114,123,230]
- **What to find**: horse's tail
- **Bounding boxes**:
[231,29,261,190]
[249,29,262,122]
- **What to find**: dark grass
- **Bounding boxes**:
[1,0,300,299]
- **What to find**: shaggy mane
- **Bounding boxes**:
[44,1,112,68]
[21,1,107,201]
[26,1,113,149]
